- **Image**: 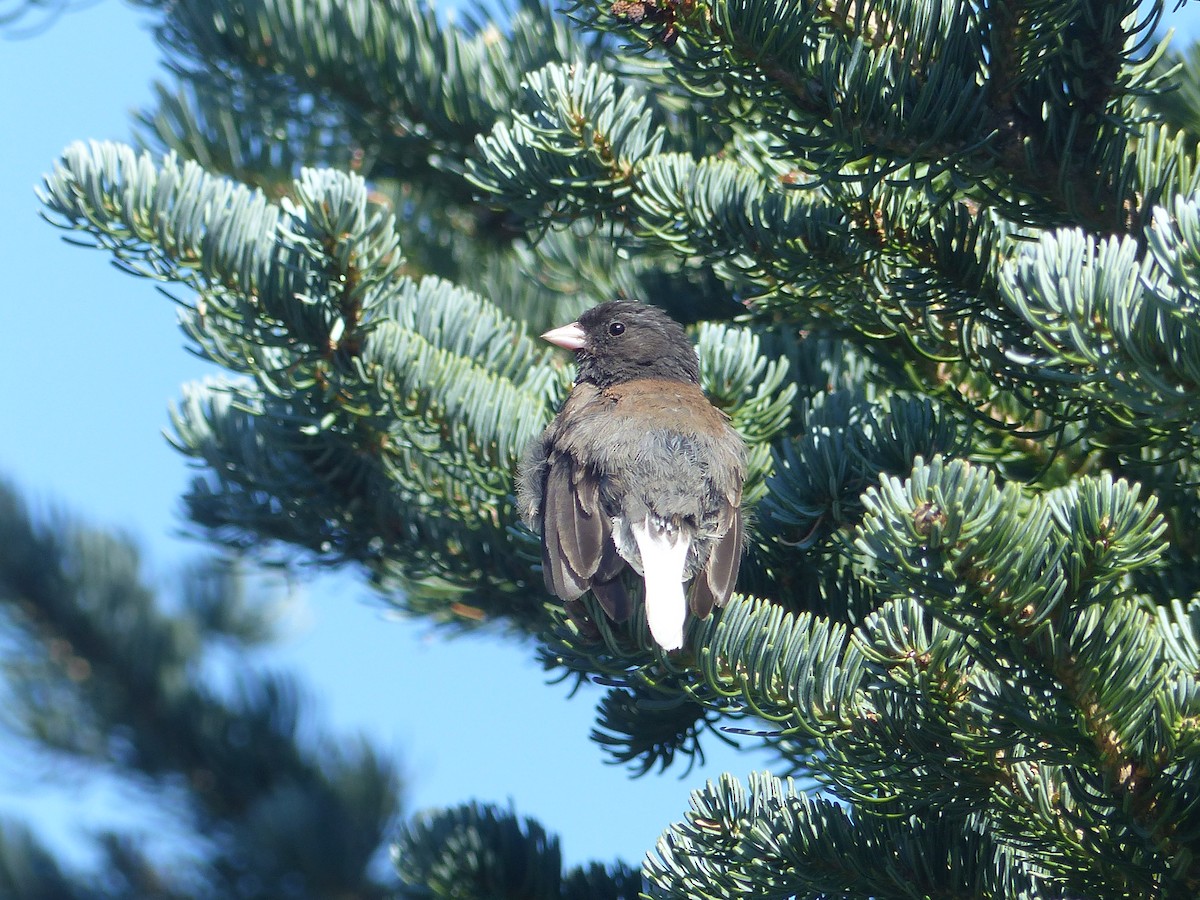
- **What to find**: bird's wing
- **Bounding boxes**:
[590,535,632,621]
[691,508,742,617]
[590,575,632,622]
[540,452,607,601]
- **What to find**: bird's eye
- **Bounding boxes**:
[608,322,625,336]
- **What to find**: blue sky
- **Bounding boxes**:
[2,0,1200,879]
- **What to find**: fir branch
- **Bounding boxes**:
[149,0,593,192]
[468,62,668,222]
[591,685,719,776]
[135,79,360,197]
[594,0,1166,231]
[850,457,1200,892]
[645,771,1050,898]
[0,482,400,897]
[394,803,641,900]
[39,142,558,620]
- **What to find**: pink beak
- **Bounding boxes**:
[541,321,586,351]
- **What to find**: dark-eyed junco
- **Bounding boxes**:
[518,300,746,651]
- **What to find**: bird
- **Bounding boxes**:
[518,300,746,651]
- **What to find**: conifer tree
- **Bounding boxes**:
[27,0,1200,896]
[0,481,402,898]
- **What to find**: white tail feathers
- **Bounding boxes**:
[631,517,690,650]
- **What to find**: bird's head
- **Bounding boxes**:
[541,300,701,388]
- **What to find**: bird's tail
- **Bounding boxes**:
[632,517,690,651]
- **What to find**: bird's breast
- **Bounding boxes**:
[601,378,732,432]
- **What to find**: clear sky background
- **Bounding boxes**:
[2,0,1199,879]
